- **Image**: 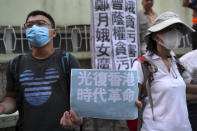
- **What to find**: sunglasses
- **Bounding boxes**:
[24,20,51,29]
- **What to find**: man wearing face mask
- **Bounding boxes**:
[0,10,82,131]
[132,11,194,131]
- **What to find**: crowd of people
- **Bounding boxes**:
[0,0,197,131]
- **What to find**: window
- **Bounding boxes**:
[0,25,90,54]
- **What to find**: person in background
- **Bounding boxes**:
[138,0,157,55]
[186,71,197,131]
[182,0,197,50]
[0,10,82,131]
[133,11,194,131]
[183,43,197,131]
[182,1,197,130]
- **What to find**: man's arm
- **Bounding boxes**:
[186,84,197,94]
[0,58,18,115]
[0,96,17,114]
[187,93,197,100]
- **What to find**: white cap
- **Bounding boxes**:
[145,11,195,43]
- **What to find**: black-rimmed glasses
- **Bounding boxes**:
[24,20,51,29]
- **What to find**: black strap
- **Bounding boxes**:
[61,51,71,111]
[61,52,83,131]
[135,56,158,131]
[174,56,186,75]
[136,59,150,131]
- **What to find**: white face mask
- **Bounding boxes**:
[157,29,182,50]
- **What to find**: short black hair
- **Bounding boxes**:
[25,10,55,29]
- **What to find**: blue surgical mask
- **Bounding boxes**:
[26,25,50,47]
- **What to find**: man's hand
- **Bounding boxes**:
[0,97,16,115]
[60,110,83,129]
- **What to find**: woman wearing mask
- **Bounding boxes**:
[132,11,194,131]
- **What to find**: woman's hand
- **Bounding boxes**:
[136,100,142,109]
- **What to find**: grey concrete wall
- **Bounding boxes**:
[0,0,91,26]
[0,0,194,27]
